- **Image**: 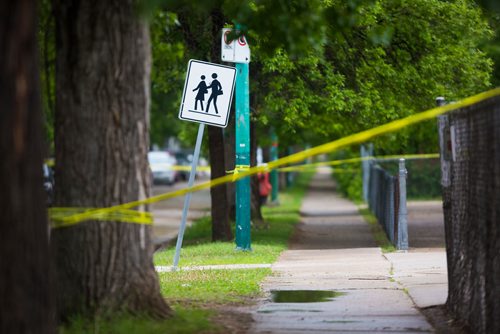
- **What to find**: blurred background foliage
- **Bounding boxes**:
[39,0,498,161]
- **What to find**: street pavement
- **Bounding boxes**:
[151,177,211,247]
[250,167,447,333]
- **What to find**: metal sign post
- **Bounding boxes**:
[173,59,236,268]
[172,123,205,269]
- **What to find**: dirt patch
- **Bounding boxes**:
[420,305,470,334]
[170,299,255,334]
[209,303,255,334]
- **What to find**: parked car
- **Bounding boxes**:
[174,151,193,181]
[43,163,54,206]
[148,151,177,185]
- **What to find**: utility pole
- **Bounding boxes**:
[223,24,252,250]
[235,60,251,250]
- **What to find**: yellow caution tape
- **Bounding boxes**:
[44,163,211,172]
[50,87,500,227]
[276,165,314,172]
[226,165,251,181]
[44,158,55,167]
[49,207,152,228]
[47,154,438,174]
[171,165,211,172]
[307,153,440,169]
[368,153,440,161]
[278,166,356,173]
[275,153,439,172]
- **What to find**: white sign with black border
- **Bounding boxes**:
[179,59,236,128]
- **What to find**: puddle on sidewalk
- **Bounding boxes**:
[271,290,345,303]
[257,309,323,314]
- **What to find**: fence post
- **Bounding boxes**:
[437,97,451,187]
[397,158,409,250]
[361,144,373,202]
[388,173,395,244]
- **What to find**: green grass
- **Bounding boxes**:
[60,306,216,334]
[155,171,313,268]
[159,268,272,303]
[359,208,396,253]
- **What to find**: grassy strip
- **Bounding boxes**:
[159,268,272,303]
[60,306,216,334]
[358,207,396,253]
[154,171,313,267]
[61,171,313,333]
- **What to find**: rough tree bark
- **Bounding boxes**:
[0,0,55,332]
[208,126,233,241]
[51,0,171,319]
[224,109,236,222]
[208,8,232,241]
[208,9,233,241]
[224,108,236,221]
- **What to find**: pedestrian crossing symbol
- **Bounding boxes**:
[179,59,236,128]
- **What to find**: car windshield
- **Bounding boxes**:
[43,164,51,177]
[148,152,172,164]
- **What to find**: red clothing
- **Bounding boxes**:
[258,172,272,196]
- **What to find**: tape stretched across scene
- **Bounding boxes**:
[49,87,500,227]
[168,153,440,173]
[276,153,440,172]
[49,207,153,229]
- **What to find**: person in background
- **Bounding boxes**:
[258,171,272,205]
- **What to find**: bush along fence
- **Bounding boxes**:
[363,149,409,251]
[437,95,500,334]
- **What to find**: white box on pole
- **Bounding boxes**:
[221,28,250,63]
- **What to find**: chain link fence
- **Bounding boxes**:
[438,95,500,334]
[366,159,408,250]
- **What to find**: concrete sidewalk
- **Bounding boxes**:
[250,168,447,333]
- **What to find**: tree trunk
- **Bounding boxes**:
[208,8,233,242]
[0,0,55,332]
[224,108,236,221]
[176,7,233,242]
[51,0,171,319]
[208,126,233,241]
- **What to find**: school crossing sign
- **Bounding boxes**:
[179,59,236,128]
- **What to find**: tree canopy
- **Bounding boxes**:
[39,0,493,154]
[147,0,492,155]
[252,0,492,152]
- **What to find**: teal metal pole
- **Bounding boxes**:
[235,61,251,250]
[270,130,279,203]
